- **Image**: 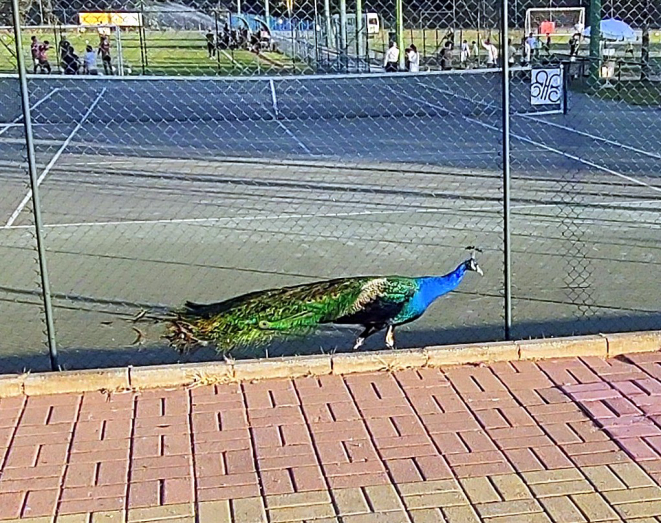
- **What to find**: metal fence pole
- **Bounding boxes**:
[11,0,59,370]
[356,0,363,68]
[264,0,271,29]
[323,0,333,49]
[588,0,602,84]
[500,0,512,339]
[396,0,404,70]
[339,0,347,70]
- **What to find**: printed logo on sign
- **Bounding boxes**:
[530,68,563,105]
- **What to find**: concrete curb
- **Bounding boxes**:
[0,330,659,398]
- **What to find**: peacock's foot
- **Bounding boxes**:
[352,337,366,351]
[385,325,396,350]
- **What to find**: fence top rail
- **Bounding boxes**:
[0,66,534,83]
[0,24,127,30]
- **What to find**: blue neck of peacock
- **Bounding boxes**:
[416,262,468,309]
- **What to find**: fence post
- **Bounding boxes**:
[500,0,512,339]
[588,0,601,85]
[355,0,363,68]
[396,0,404,70]
[11,0,60,370]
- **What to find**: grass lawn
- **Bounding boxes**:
[572,78,661,105]
[0,28,307,75]
[2,26,660,76]
[368,27,661,60]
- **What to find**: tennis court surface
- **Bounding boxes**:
[0,69,659,372]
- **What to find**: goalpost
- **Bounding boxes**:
[525,7,585,37]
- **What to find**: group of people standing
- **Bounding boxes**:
[29,34,113,75]
[205,24,267,56]
[458,39,500,68]
[383,37,500,73]
[383,30,564,73]
[383,42,421,72]
[520,32,553,65]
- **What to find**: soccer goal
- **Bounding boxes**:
[525,7,585,37]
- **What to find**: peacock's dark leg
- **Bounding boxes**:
[385,325,396,350]
[352,324,383,350]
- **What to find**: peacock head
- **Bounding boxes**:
[465,246,484,276]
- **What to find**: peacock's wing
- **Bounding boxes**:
[331,277,418,326]
[250,277,375,328]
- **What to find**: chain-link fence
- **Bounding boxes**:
[0,0,659,373]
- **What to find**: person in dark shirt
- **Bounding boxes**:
[36,40,51,74]
[62,44,80,74]
[440,41,453,70]
[30,36,40,73]
[569,34,579,59]
[62,42,79,75]
[98,35,112,75]
[205,31,215,58]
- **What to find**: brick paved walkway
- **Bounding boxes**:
[3,353,661,522]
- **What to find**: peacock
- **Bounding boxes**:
[166,248,483,353]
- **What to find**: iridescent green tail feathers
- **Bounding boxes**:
[166,277,373,353]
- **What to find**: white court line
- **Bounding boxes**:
[1,198,658,232]
[416,81,499,111]
[4,88,107,228]
[420,79,661,161]
[0,66,532,84]
[0,88,61,137]
[391,87,661,195]
[261,103,311,154]
[417,81,564,117]
[519,114,661,162]
[269,79,279,117]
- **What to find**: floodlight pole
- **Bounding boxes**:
[11,0,59,370]
[588,0,601,84]
[339,0,347,70]
[323,0,333,49]
[115,25,124,76]
[396,0,404,70]
[356,0,363,68]
[501,0,512,339]
[265,0,270,29]
[641,0,650,80]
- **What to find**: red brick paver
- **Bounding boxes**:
[4,354,661,521]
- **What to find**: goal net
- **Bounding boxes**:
[525,8,585,37]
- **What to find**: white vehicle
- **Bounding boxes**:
[338,12,380,35]
[366,13,379,34]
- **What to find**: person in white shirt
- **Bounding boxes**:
[526,32,536,61]
[471,40,479,67]
[460,39,469,67]
[83,45,98,74]
[507,38,516,66]
[384,42,399,72]
[482,39,498,67]
[520,35,529,65]
[407,44,419,72]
